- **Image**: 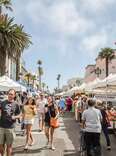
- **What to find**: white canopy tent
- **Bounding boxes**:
[78,83,87,91]
[0,76,26,92]
[55,91,66,96]
[84,78,101,92]
[94,74,116,90]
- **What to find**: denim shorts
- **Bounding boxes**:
[24,119,34,125]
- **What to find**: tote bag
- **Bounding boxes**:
[50,117,60,128]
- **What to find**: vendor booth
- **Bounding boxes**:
[0,76,26,92]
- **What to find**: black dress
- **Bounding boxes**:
[44,104,56,127]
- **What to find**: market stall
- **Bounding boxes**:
[0,76,26,92]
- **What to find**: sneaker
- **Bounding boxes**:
[24,145,28,150]
[38,129,42,132]
[107,146,111,150]
[29,141,34,146]
[51,144,56,150]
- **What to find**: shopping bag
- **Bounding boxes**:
[50,117,60,128]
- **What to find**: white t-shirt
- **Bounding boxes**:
[55,100,60,106]
[82,107,102,133]
[36,98,47,113]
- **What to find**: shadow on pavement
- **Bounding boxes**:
[62,112,116,156]
[62,112,80,155]
[13,146,46,155]
[63,149,78,156]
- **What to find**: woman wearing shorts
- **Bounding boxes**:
[44,96,59,150]
[22,97,37,150]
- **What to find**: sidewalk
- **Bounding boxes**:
[13,112,116,156]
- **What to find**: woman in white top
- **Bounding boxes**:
[36,93,47,132]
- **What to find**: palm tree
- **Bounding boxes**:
[42,82,46,91]
[37,60,43,90]
[57,74,61,89]
[25,73,32,86]
[37,60,42,66]
[0,14,32,77]
[98,48,115,77]
[0,0,12,14]
[31,75,36,88]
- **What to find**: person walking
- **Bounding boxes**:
[59,96,65,115]
[66,96,73,112]
[44,96,59,150]
[96,101,111,150]
[36,93,47,132]
[0,89,20,156]
[22,97,37,150]
[82,99,102,156]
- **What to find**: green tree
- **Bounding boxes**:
[0,14,31,78]
[98,47,115,77]
[0,0,12,14]
[31,75,36,88]
[57,74,61,89]
[25,73,32,86]
[42,82,46,91]
[37,60,43,90]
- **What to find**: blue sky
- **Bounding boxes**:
[9,0,116,90]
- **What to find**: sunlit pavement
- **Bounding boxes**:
[13,112,116,156]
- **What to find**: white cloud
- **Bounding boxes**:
[24,0,94,36]
[48,1,94,35]
[81,0,115,13]
[81,31,108,57]
[12,0,116,59]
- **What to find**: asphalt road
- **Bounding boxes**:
[13,112,116,156]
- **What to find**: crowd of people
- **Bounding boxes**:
[0,89,60,156]
[73,93,116,156]
[0,89,116,156]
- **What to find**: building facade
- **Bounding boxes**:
[62,77,83,92]
[84,52,116,83]
[84,65,96,83]
[5,55,17,81]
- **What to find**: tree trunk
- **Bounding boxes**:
[33,79,34,88]
[0,6,2,14]
[16,56,20,81]
[0,49,6,76]
[106,57,109,77]
[58,79,60,89]
[27,77,30,86]
[38,66,41,90]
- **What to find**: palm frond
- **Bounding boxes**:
[99,47,115,60]
[0,14,32,58]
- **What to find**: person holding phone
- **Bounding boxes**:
[22,97,37,150]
